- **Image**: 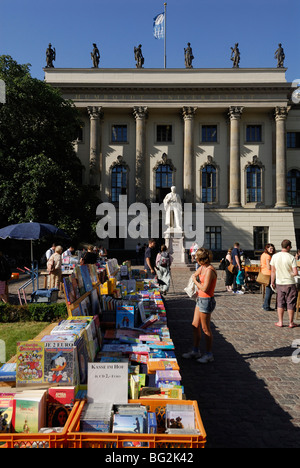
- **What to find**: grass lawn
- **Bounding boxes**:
[0,322,50,364]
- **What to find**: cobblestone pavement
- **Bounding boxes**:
[7,266,300,448]
[166,266,300,448]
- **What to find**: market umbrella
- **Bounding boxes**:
[0,222,69,262]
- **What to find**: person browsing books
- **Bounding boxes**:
[182,248,217,363]
[270,239,298,328]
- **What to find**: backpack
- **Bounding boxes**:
[219,258,227,270]
[159,252,170,268]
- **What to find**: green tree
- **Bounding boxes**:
[0,56,100,243]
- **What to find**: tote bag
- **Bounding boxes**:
[184,275,198,300]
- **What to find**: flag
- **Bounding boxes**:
[153,12,165,39]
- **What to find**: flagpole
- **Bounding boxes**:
[164,2,167,68]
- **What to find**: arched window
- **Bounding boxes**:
[202,164,216,203]
[111,157,128,203]
[155,163,174,203]
[246,165,261,203]
[287,169,300,206]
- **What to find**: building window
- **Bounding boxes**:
[246,125,262,142]
[202,125,217,142]
[246,165,262,203]
[157,125,172,143]
[111,125,127,143]
[205,226,221,250]
[253,226,268,250]
[111,165,127,203]
[75,125,84,142]
[287,169,300,206]
[202,165,217,203]
[155,163,173,203]
[287,132,300,149]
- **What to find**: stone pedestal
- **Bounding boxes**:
[164,230,188,267]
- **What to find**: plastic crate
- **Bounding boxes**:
[67,399,206,449]
[0,400,80,449]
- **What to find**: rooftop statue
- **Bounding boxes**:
[274,43,285,68]
[46,43,56,68]
[184,43,194,69]
[230,43,240,68]
[134,44,144,69]
[91,43,100,68]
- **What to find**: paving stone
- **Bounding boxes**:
[166,265,300,448]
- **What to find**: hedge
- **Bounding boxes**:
[0,302,68,323]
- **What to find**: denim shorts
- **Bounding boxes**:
[196,296,216,314]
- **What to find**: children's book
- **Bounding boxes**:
[116,304,136,329]
[0,396,15,433]
[16,341,44,387]
[13,391,47,433]
[43,344,79,386]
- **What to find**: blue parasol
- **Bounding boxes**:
[0,222,69,262]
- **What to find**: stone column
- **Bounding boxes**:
[228,106,244,208]
[87,106,102,187]
[182,106,197,203]
[275,106,289,208]
[133,106,148,202]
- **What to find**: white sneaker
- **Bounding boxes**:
[182,350,201,359]
[236,290,244,294]
[197,353,214,363]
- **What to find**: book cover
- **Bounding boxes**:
[147,359,180,373]
[76,336,89,384]
[16,341,44,387]
[75,265,85,295]
[13,398,43,433]
[0,396,15,433]
[63,276,76,304]
[44,345,79,386]
[116,304,136,329]
[90,288,101,316]
[112,414,145,434]
[166,408,195,431]
[80,264,93,292]
[70,272,80,300]
[0,363,16,382]
[48,386,75,406]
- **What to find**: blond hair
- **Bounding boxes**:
[195,248,213,266]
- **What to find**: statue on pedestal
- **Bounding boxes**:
[134,44,144,68]
[91,43,100,68]
[163,186,182,232]
[230,43,240,68]
[184,43,194,69]
[274,43,285,68]
[46,43,56,68]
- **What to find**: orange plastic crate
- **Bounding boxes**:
[67,399,206,449]
[0,400,80,449]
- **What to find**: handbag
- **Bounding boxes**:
[256,272,270,286]
[184,275,198,300]
[227,264,237,274]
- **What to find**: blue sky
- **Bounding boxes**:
[0,0,299,82]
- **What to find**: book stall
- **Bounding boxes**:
[0,258,206,449]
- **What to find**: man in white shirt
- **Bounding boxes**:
[270,239,298,328]
[45,243,56,261]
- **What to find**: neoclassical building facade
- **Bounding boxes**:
[44,67,300,253]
